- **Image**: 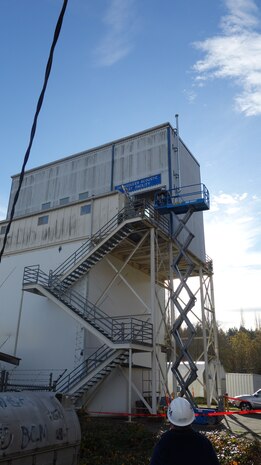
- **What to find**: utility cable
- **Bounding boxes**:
[0,0,68,262]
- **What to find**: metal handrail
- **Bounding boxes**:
[55,344,121,393]
[23,265,50,286]
[23,266,153,345]
[172,184,209,207]
[155,183,210,209]
[49,200,171,281]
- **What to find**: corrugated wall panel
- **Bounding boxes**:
[7,147,113,218]
[1,193,122,254]
[226,373,257,397]
[113,128,169,189]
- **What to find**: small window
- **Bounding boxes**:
[60,197,69,206]
[79,191,89,200]
[42,202,51,210]
[38,215,49,226]
[80,204,91,215]
[0,226,7,235]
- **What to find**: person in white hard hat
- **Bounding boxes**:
[149,397,220,465]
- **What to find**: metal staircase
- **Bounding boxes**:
[50,223,136,289]
[23,265,152,402]
[22,200,171,403]
[23,266,152,347]
[47,200,172,290]
[55,345,128,401]
[22,194,213,406]
[49,211,139,290]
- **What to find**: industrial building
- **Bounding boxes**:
[0,121,221,415]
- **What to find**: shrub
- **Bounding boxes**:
[79,416,261,465]
[204,430,261,465]
[79,417,156,465]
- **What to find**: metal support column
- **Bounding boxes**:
[128,348,132,422]
[169,241,177,398]
[14,290,24,356]
[200,267,211,406]
[210,273,222,399]
[150,227,157,414]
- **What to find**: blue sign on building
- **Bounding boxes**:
[115,174,161,193]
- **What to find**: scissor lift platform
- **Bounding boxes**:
[154,183,210,215]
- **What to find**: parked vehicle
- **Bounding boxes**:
[232,388,261,411]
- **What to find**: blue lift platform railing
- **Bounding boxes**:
[154,183,210,215]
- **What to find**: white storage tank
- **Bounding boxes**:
[0,391,81,465]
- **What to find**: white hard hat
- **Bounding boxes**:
[167,397,195,426]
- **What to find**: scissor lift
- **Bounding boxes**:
[154,184,222,424]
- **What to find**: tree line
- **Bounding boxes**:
[218,326,261,374]
[171,324,261,375]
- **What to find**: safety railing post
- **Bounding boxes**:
[48,270,53,288]
[141,321,144,343]
[36,265,39,284]
[0,370,6,392]
[49,372,53,391]
[121,322,124,342]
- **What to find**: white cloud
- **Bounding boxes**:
[204,191,261,328]
[193,0,261,116]
[183,88,197,103]
[212,192,240,205]
[94,0,137,67]
[221,0,259,32]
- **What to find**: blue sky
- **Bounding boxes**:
[1,0,261,329]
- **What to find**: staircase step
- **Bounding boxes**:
[58,350,130,402]
[93,252,105,259]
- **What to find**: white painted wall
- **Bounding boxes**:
[0,244,79,372]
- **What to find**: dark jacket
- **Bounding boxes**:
[150,426,220,465]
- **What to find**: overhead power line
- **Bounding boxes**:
[0,0,68,262]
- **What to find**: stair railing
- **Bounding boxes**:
[23,266,153,346]
[49,200,171,283]
[55,344,122,393]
